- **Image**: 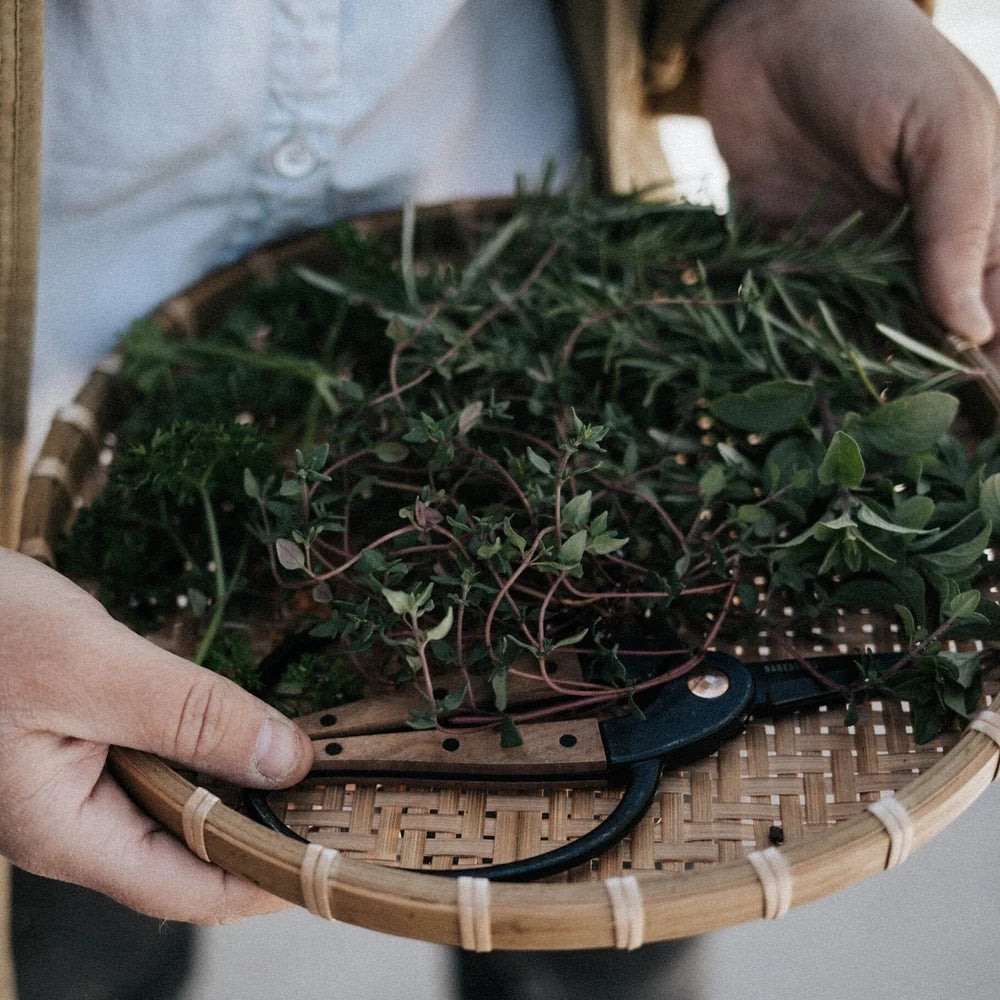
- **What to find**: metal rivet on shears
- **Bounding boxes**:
[686,669,731,699]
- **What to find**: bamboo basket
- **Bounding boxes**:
[19,199,1000,952]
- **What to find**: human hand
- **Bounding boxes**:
[0,547,314,924]
[695,0,1000,357]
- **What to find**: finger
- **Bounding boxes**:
[1,737,292,924]
[79,770,292,924]
[977,169,1000,364]
[904,84,1000,345]
[78,619,315,789]
[984,258,1000,365]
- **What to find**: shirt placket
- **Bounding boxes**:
[233,0,342,253]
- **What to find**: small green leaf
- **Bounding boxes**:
[588,531,629,555]
[853,392,959,455]
[893,495,935,530]
[818,431,865,487]
[895,603,917,640]
[735,581,759,611]
[813,513,856,539]
[940,678,972,717]
[502,518,527,555]
[875,323,976,372]
[737,504,764,525]
[373,441,410,463]
[856,501,934,535]
[912,702,948,744]
[381,586,414,616]
[477,537,503,560]
[385,314,410,343]
[549,628,590,652]
[414,582,434,610]
[275,538,306,571]
[945,589,981,620]
[436,680,467,712]
[458,400,484,435]
[560,529,588,566]
[243,467,262,500]
[491,670,509,713]
[424,605,455,642]
[699,464,727,503]
[717,442,757,476]
[355,548,388,573]
[919,522,991,574]
[979,472,1000,526]
[708,379,816,433]
[500,715,524,748]
[526,447,552,475]
[406,710,437,730]
[186,587,209,617]
[561,491,593,531]
[943,650,982,690]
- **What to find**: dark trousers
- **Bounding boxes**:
[12,868,703,1000]
[456,938,704,1000]
[11,868,195,1000]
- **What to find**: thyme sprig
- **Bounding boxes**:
[62,184,1000,742]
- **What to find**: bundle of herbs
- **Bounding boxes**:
[61,184,1000,744]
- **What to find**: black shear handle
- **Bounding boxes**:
[242,757,663,882]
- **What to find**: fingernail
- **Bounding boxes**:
[253,717,302,782]
[951,288,994,344]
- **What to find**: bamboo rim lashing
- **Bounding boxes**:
[19,200,1000,951]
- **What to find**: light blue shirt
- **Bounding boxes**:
[30,0,581,456]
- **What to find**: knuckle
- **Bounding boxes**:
[171,675,233,762]
[948,222,991,261]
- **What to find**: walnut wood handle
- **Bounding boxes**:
[294,650,583,739]
[309,718,608,782]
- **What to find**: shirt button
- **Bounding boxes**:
[271,138,319,179]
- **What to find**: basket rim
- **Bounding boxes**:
[23,200,1000,950]
[108,710,1000,949]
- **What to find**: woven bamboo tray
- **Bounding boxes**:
[19,199,1000,951]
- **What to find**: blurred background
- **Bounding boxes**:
[178,3,1000,996]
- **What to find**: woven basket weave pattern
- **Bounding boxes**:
[269,678,969,877]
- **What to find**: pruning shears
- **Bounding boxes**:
[245,639,889,881]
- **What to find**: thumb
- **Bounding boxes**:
[90,624,315,788]
[903,85,998,346]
